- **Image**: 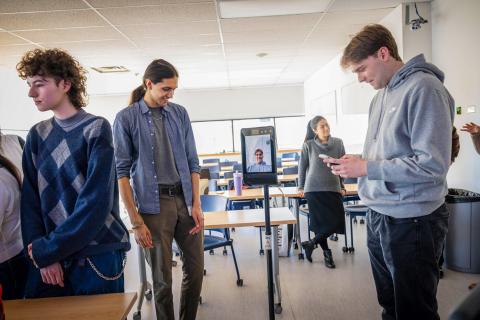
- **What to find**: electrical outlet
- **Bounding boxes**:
[467,105,477,113]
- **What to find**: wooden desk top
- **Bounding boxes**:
[281,161,298,167]
[214,174,297,187]
[4,292,137,320]
[204,207,296,229]
[209,184,358,200]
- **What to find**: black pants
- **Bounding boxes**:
[0,251,28,300]
[367,204,449,320]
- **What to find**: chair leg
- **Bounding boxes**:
[259,228,264,255]
[349,214,355,252]
[229,244,243,286]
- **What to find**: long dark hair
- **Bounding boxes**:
[0,134,21,186]
[304,120,315,142]
[129,59,179,105]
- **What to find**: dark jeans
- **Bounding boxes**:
[0,251,29,300]
[367,204,449,320]
[24,250,125,298]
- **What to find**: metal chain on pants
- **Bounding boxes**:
[86,251,127,281]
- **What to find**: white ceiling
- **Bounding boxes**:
[0,0,421,94]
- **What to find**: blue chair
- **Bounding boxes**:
[223,171,234,179]
[220,161,237,168]
[209,164,221,173]
[281,152,296,159]
[209,172,220,179]
[201,195,243,286]
[233,163,243,172]
[276,158,283,168]
[228,199,265,255]
[342,204,367,253]
[283,166,298,175]
[203,158,220,164]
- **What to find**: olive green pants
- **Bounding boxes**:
[142,193,204,320]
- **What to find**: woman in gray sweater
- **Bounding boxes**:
[298,116,346,268]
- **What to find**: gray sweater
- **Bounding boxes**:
[298,136,345,193]
[359,54,455,218]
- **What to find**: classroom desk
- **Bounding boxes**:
[214,174,298,187]
[281,160,298,167]
[202,162,219,167]
[204,208,296,313]
[210,185,358,259]
[132,208,295,316]
[4,292,137,320]
[281,157,296,162]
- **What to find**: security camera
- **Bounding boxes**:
[409,17,428,31]
[407,2,428,31]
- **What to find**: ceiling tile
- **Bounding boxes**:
[116,20,219,38]
[14,26,123,44]
[88,0,213,8]
[133,33,220,47]
[221,13,321,33]
[44,39,137,57]
[0,10,108,31]
[223,29,309,45]
[0,43,41,57]
[0,0,88,13]
[0,31,29,45]
[98,3,216,25]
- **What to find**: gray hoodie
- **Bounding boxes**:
[359,54,455,218]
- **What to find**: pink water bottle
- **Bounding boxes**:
[233,171,242,195]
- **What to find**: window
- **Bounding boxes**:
[192,121,233,154]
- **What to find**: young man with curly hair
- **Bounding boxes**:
[17,48,130,298]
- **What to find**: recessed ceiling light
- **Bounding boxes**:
[91,66,130,73]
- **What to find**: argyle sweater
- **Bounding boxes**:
[21,111,130,268]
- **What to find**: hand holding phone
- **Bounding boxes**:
[319,154,337,167]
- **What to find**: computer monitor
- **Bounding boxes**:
[241,126,278,185]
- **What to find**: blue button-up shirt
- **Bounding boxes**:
[113,99,200,214]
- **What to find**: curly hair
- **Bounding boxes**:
[16,48,88,109]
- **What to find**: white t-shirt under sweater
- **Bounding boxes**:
[0,134,23,180]
[0,134,24,263]
[0,167,22,263]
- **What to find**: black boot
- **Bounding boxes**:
[301,241,315,263]
[323,249,335,269]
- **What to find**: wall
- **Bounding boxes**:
[431,0,480,192]
[0,64,304,133]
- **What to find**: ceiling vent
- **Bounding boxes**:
[91,66,130,73]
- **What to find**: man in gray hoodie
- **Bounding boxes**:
[325,24,454,319]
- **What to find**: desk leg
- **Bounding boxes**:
[134,244,148,320]
[292,198,304,260]
[272,226,283,314]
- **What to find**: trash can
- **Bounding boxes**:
[445,188,480,273]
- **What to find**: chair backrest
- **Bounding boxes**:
[209,164,221,173]
[233,163,243,172]
[201,195,228,212]
[209,172,220,179]
[200,168,210,179]
[208,180,218,192]
[223,171,234,179]
[281,152,295,159]
[283,166,298,175]
[220,160,237,168]
[343,177,358,184]
[203,158,220,164]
